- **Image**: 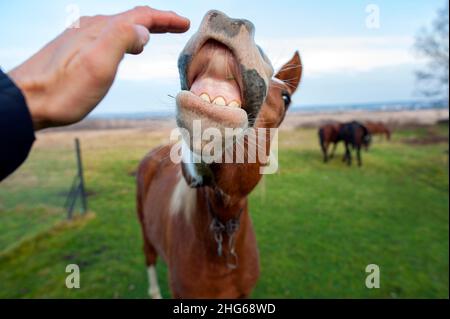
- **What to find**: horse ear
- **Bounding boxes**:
[274,51,302,94]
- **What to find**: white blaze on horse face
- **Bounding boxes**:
[148,266,162,299]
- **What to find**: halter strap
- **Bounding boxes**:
[206,192,243,270]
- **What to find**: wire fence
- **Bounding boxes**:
[0,137,86,252]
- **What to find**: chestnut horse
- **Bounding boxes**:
[136,11,302,298]
[318,122,341,162]
[364,121,391,140]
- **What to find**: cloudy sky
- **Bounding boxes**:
[0,0,445,115]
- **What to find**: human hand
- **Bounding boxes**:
[8,6,190,130]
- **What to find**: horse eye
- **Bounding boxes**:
[282,91,291,107]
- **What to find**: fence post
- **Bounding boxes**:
[75,138,88,214]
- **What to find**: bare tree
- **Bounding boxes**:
[414,4,449,106]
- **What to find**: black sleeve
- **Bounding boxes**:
[0,68,36,181]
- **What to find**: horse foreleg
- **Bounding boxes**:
[330,143,337,159]
[321,141,329,163]
[356,146,362,166]
[148,264,162,299]
[344,142,352,166]
[143,238,162,299]
[341,144,347,162]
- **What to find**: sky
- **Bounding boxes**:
[0,0,446,115]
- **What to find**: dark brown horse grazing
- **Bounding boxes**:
[364,121,391,140]
[136,11,302,299]
[338,121,371,166]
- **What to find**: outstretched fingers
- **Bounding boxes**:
[101,6,190,55]
[119,6,190,33]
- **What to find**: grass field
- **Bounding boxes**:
[0,123,448,298]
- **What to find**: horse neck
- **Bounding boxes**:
[186,122,273,225]
[198,184,248,224]
[211,130,272,206]
[211,161,263,198]
[193,165,257,226]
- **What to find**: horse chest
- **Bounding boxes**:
[166,215,260,298]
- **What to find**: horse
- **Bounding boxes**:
[338,121,371,166]
[318,122,342,162]
[319,121,371,166]
[136,10,302,298]
[364,121,391,141]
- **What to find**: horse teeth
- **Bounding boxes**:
[212,97,226,106]
[200,93,211,103]
[228,101,241,108]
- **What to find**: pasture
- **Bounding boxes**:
[0,122,448,298]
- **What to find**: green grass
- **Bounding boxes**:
[0,125,448,298]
